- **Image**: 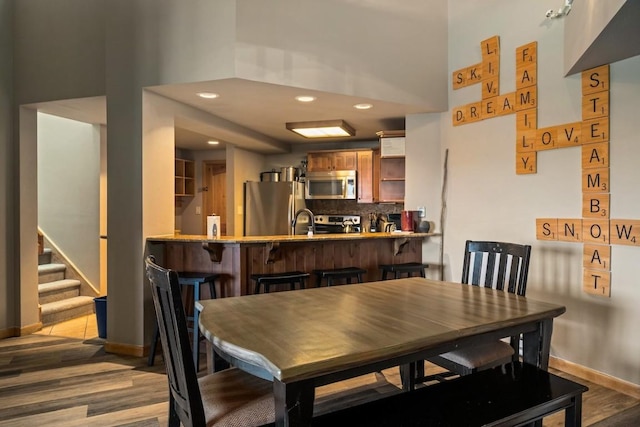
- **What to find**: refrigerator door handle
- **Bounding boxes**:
[288,193,294,235]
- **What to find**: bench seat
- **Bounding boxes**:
[315,362,587,426]
[262,362,588,426]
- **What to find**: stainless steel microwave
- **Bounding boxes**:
[305,170,356,200]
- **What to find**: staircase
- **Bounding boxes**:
[38,248,95,326]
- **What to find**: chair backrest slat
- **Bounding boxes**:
[145,255,206,427]
[461,241,531,296]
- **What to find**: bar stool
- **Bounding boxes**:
[251,271,309,294]
[148,271,220,369]
[313,267,367,286]
[379,262,429,280]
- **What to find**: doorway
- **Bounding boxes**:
[202,161,227,235]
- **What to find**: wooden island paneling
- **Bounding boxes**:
[146,233,434,297]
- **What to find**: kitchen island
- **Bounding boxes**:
[146,232,435,296]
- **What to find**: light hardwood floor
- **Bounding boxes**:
[0,315,635,426]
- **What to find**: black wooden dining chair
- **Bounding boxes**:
[419,240,532,381]
[145,255,275,427]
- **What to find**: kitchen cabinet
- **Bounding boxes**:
[357,150,375,203]
[379,157,405,202]
[377,132,405,203]
[175,158,195,196]
[307,150,357,171]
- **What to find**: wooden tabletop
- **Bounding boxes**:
[197,278,565,383]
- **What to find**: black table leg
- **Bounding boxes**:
[273,378,315,427]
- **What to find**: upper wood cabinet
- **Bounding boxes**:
[378,156,405,202]
[377,131,405,203]
[175,158,195,196]
[307,150,357,172]
[357,150,374,203]
[306,149,377,203]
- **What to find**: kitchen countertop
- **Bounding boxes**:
[147,231,437,244]
[146,232,436,295]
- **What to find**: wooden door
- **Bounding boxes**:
[203,161,227,235]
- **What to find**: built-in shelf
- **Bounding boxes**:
[378,136,405,203]
[175,158,195,196]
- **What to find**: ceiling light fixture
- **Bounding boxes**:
[207,140,220,145]
[354,103,373,110]
[295,95,316,103]
[286,120,355,138]
[546,0,572,19]
[197,92,219,99]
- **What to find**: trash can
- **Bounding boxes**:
[94,296,107,339]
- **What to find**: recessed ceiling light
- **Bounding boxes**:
[207,140,220,145]
[295,95,316,103]
[354,103,373,110]
[197,92,219,99]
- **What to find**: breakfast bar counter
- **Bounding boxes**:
[146,232,435,296]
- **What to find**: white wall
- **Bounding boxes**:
[406,0,640,386]
[235,0,448,110]
[13,0,105,104]
[37,113,100,287]
[227,146,267,236]
[405,113,443,280]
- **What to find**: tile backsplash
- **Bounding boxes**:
[306,200,402,217]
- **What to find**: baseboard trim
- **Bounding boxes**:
[0,327,19,339]
[21,322,43,336]
[550,356,640,399]
[0,322,43,339]
[104,341,146,358]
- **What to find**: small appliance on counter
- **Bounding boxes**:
[314,214,361,234]
[401,210,422,231]
[388,213,402,231]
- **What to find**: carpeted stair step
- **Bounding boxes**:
[38,279,82,305]
[38,248,52,266]
[40,296,95,326]
[38,263,66,284]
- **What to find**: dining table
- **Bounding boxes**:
[197,277,566,427]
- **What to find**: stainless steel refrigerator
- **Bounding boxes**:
[244,181,308,236]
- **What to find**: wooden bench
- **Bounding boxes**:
[263,362,588,426]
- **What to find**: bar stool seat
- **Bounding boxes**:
[251,271,309,294]
[379,262,429,280]
[148,271,220,369]
[313,267,367,286]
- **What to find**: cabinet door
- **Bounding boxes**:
[333,151,357,170]
[307,152,333,171]
[356,150,374,203]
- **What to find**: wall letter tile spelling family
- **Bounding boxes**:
[450,35,636,297]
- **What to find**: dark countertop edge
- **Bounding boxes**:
[146,232,439,244]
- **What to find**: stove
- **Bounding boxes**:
[314,214,361,234]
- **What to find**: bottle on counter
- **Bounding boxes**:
[307,225,314,237]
